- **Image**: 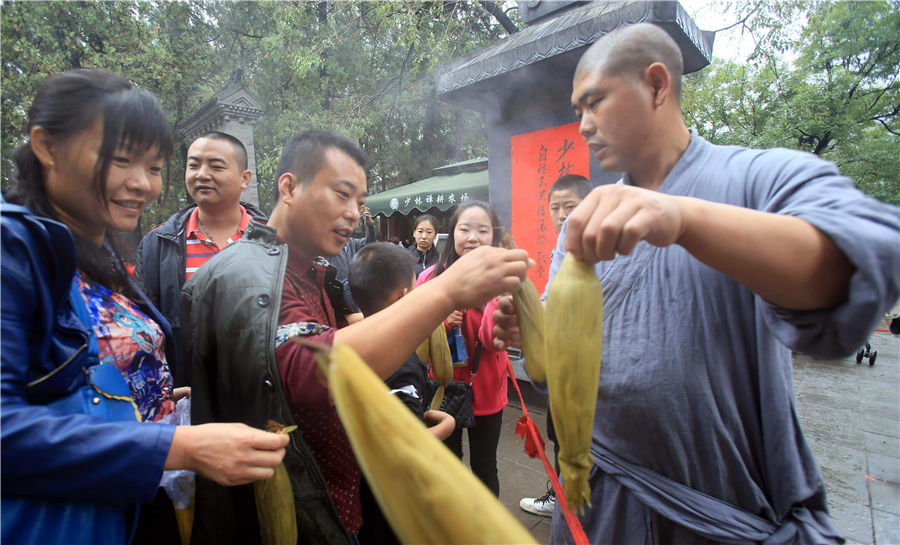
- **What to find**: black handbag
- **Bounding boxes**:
[438,341,481,428]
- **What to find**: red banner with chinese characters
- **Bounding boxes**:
[510,123,589,295]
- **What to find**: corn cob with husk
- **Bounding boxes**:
[415,323,454,410]
[499,233,548,383]
[253,420,298,545]
[314,343,538,545]
[512,277,547,383]
[500,234,549,384]
[545,253,603,514]
[174,503,193,545]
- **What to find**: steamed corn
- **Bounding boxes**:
[253,421,299,545]
[316,343,537,545]
[415,323,453,410]
[545,253,603,514]
[512,277,547,383]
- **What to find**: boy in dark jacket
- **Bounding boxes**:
[348,242,455,434]
[348,242,455,545]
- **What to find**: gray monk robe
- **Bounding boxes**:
[545,132,900,545]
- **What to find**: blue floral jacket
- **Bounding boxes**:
[1,201,175,508]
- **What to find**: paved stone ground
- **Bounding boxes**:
[489,321,899,544]
[794,324,899,545]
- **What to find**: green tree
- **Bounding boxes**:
[1,0,220,225]
[2,1,153,182]
[684,0,899,204]
[208,1,517,210]
[2,1,522,219]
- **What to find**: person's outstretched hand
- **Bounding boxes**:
[436,246,532,310]
[491,295,520,351]
[165,423,290,486]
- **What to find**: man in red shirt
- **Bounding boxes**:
[183,130,531,544]
[137,132,267,380]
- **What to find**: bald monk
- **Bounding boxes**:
[493,23,900,545]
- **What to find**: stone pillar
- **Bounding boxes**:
[178,70,264,207]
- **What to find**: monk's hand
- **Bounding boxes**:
[564,185,685,264]
[491,294,521,350]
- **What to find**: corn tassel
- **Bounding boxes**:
[512,277,547,383]
[316,343,537,545]
[253,421,299,545]
[545,253,603,514]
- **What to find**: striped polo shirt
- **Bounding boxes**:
[185,205,252,280]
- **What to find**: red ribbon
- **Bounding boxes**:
[507,361,590,545]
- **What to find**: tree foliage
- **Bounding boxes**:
[2,1,222,222]
[684,0,899,204]
[2,0,897,227]
[2,0,518,224]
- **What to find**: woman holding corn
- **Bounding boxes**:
[1,69,288,545]
[416,200,509,496]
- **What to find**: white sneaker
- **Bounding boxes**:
[519,489,556,517]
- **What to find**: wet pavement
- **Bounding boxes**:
[486,322,900,544]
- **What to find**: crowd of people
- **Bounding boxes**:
[3,22,900,545]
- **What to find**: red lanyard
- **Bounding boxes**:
[506,360,590,545]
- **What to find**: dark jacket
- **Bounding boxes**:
[135,201,267,381]
[1,201,174,540]
[385,354,435,418]
[325,222,376,313]
[325,222,377,281]
[181,221,350,545]
[408,244,440,278]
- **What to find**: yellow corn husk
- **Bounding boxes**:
[429,324,453,410]
[253,421,299,545]
[415,323,454,410]
[415,336,430,362]
[316,343,538,545]
[512,277,547,383]
[428,323,453,385]
[174,504,193,545]
[545,253,603,515]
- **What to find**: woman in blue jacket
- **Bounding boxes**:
[0,69,289,545]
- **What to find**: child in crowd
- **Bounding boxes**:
[348,242,456,544]
[348,242,455,434]
[417,200,510,498]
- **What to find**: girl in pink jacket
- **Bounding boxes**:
[417,200,510,496]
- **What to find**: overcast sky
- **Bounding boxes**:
[677,0,758,61]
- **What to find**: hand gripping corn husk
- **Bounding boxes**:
[512,277,547,383]
[545,253,603,514]
[315,343,537,545]
[502,234,548,384]
[415,323,454,410]
[253,420,298,545]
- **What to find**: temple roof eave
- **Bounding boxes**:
[436,1,714,103]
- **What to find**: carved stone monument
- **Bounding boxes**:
[435,0,713,293]
[178,70,264,207]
